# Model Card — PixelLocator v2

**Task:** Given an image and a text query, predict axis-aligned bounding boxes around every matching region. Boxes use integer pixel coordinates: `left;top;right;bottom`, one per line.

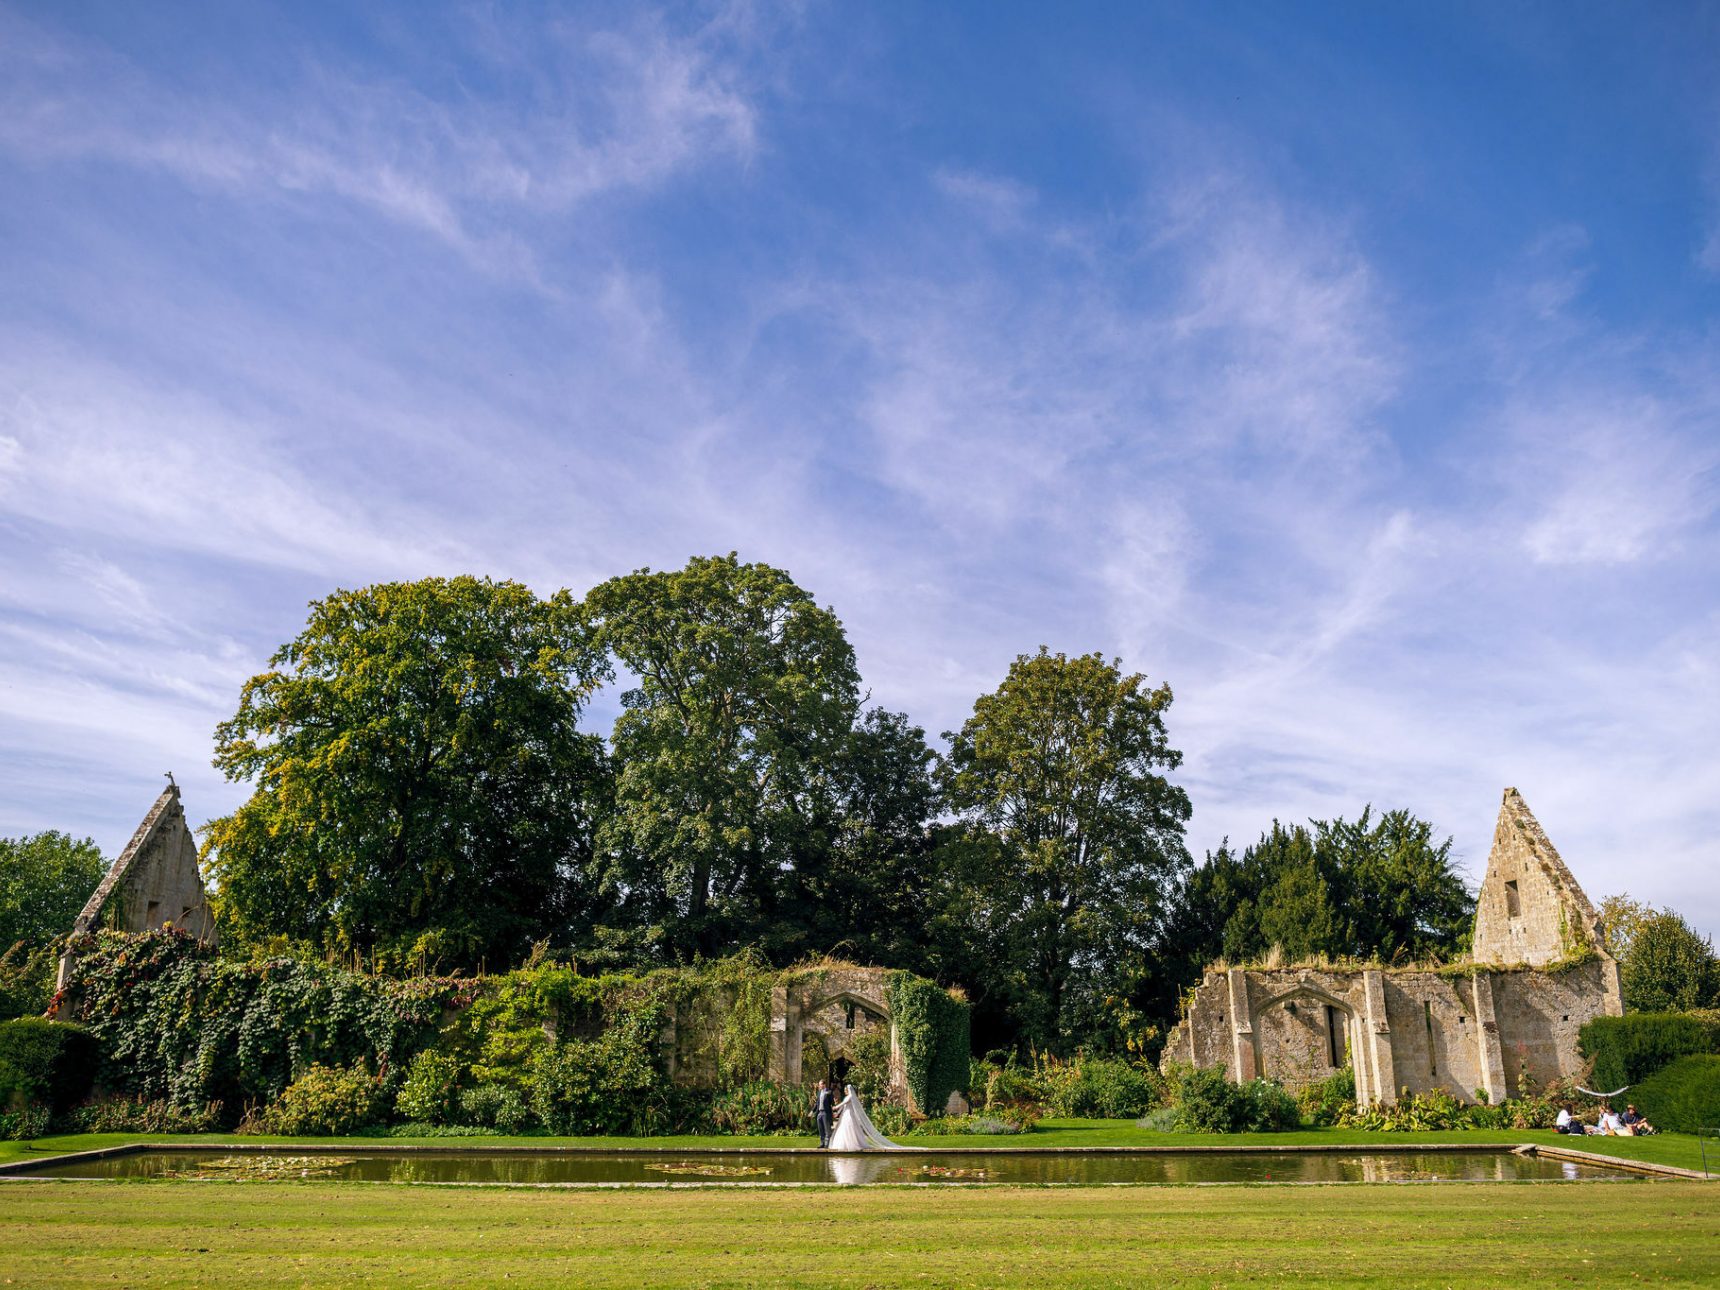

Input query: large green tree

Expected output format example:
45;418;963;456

789;706;943;969
940;648;1192;1051
0;830;105;950
205;576;606;968
579;554;862;960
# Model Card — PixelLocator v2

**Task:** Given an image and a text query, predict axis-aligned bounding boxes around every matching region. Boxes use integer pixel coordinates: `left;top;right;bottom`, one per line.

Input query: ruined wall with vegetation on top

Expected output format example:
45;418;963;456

1163;787;1622;1105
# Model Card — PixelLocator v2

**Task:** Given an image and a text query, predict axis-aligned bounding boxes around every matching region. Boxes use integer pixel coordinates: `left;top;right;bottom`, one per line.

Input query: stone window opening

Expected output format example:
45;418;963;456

844;1002;857;1030
1325;1006;1344;1068
1504;879;1521;918
1424;1001;1436;1077
145;900;160;927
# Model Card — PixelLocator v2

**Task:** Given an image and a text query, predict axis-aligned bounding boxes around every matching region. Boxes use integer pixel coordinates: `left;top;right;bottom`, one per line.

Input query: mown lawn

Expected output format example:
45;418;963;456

3;1120;1715;1175
2;1178;1717;1287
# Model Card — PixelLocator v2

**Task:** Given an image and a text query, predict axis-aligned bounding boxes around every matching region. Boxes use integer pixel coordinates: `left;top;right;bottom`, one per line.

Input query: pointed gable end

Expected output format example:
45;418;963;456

1471;787;1604;967
68;784;218;944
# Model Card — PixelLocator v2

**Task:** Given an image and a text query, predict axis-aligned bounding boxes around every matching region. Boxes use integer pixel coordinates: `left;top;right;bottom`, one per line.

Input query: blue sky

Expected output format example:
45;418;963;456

2;2;1717;937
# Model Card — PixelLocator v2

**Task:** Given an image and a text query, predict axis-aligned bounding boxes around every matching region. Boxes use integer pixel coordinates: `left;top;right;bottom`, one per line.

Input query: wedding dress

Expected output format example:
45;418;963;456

827;1084;910;1151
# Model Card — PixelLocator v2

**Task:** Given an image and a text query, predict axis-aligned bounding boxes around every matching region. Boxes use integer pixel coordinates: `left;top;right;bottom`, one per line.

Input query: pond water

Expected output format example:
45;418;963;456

19;1148;1640;1186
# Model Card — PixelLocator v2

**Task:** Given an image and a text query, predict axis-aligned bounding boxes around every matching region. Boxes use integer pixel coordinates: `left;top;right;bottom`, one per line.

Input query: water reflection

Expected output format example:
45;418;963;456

24;1148;1639;1186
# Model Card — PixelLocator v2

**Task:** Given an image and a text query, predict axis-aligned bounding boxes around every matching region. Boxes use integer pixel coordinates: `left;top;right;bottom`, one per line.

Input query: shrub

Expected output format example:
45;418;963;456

979;1061;1047;1115
395;1050;464;1124
0;941;59;1021
1630;1054;1720;1133
1042;1057;1158;1118
0;1017;98;1113
0;1103;50;1140
1160;1064;1300;1133
1578;1012;1720;1092
458;1082;536;1133
379;1122;509;1138
261;1064;379;1135
1238;1078;1300;1131
530;1006;665;1136
908;1113;1030;1136
1297;1066;1356;1127
1164;1065;1243;1133
66;1096;222;1134
870;1101;912;1138
708;1080;805;1135
1136;1106;1183;1133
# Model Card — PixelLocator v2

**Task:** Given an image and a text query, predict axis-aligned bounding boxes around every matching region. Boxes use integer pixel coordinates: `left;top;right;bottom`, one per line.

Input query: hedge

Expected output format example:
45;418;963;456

1629;1054;1720;1134
0;1017;98;1112
888;973;970;1115
1578;1012;1720;1092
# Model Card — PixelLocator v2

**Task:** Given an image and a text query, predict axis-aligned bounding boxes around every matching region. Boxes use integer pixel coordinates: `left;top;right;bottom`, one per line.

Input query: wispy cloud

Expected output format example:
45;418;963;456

0;5;760;274
0;3;1715;940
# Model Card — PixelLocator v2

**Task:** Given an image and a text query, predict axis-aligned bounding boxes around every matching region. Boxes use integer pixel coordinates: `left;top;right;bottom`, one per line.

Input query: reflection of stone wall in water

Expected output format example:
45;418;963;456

1164;788;1624;1106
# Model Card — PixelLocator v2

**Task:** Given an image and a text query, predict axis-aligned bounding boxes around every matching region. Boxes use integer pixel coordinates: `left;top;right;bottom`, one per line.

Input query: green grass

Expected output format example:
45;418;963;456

1;1179;1716;1287
4;1119;1715;1174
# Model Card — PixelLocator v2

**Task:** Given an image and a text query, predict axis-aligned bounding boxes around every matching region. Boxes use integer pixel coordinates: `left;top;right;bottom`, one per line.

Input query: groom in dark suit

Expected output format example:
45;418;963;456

813;1080;835;1149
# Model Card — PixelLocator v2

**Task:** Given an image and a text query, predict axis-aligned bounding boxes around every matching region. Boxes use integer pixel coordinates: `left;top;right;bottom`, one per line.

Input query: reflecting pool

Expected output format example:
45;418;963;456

16;1147;1641;1186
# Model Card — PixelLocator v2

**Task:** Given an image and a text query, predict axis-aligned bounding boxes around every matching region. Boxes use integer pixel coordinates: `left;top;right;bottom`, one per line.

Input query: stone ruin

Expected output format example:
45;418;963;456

1163;788;1623;1105
56;782;218;990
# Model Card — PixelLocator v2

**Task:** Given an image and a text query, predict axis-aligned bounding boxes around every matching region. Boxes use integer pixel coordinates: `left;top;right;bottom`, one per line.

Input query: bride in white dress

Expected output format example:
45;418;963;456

827;1083;911;1152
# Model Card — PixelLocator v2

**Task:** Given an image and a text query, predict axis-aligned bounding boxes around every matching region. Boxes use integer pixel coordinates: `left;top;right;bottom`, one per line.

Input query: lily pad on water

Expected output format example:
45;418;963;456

165;1156;357;1181
908;1164;989;1180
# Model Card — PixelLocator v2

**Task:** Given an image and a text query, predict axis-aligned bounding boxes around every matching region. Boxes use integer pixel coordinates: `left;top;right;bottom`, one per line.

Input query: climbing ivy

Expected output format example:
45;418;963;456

888;972;971;1114
55;933;965;1131
56;930;472;1119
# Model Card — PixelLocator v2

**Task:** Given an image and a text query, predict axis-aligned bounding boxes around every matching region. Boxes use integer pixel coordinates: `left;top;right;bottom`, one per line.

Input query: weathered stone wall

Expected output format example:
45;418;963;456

1164;960;1621;1106
1489;957;1622;1095
58;785;216;989
1472;787;1602;967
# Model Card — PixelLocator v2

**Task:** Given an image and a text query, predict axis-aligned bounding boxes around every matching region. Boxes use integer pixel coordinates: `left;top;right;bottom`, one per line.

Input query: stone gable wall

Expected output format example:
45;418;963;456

59;786;217;989
1472;788;1602;967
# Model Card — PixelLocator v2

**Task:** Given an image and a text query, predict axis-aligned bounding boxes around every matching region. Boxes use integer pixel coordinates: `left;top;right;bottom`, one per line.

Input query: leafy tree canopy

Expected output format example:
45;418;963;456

1616;907;1720;1013
579;554;862;960
0;830;105;949
1596;893;1657;961
1171;807;1471;972
940;648;1192;1051
205;576;607;969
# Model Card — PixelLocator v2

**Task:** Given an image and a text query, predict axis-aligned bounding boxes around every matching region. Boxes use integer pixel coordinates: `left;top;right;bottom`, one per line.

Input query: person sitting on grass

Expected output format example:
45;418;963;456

1618;1104;1656;1135
1594;1105;1627;1135
1554;1103;1585;1135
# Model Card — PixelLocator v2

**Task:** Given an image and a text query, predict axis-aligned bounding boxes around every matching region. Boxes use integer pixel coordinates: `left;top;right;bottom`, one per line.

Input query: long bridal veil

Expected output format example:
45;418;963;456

828;1084;910;1151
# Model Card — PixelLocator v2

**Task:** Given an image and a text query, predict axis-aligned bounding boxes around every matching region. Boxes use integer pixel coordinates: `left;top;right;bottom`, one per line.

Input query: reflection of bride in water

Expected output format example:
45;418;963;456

827;1083;913;1152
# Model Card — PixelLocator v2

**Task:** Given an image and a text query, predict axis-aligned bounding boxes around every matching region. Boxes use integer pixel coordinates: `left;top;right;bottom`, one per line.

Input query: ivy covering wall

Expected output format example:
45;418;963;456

43;931;970;1134
888;971;971;1115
